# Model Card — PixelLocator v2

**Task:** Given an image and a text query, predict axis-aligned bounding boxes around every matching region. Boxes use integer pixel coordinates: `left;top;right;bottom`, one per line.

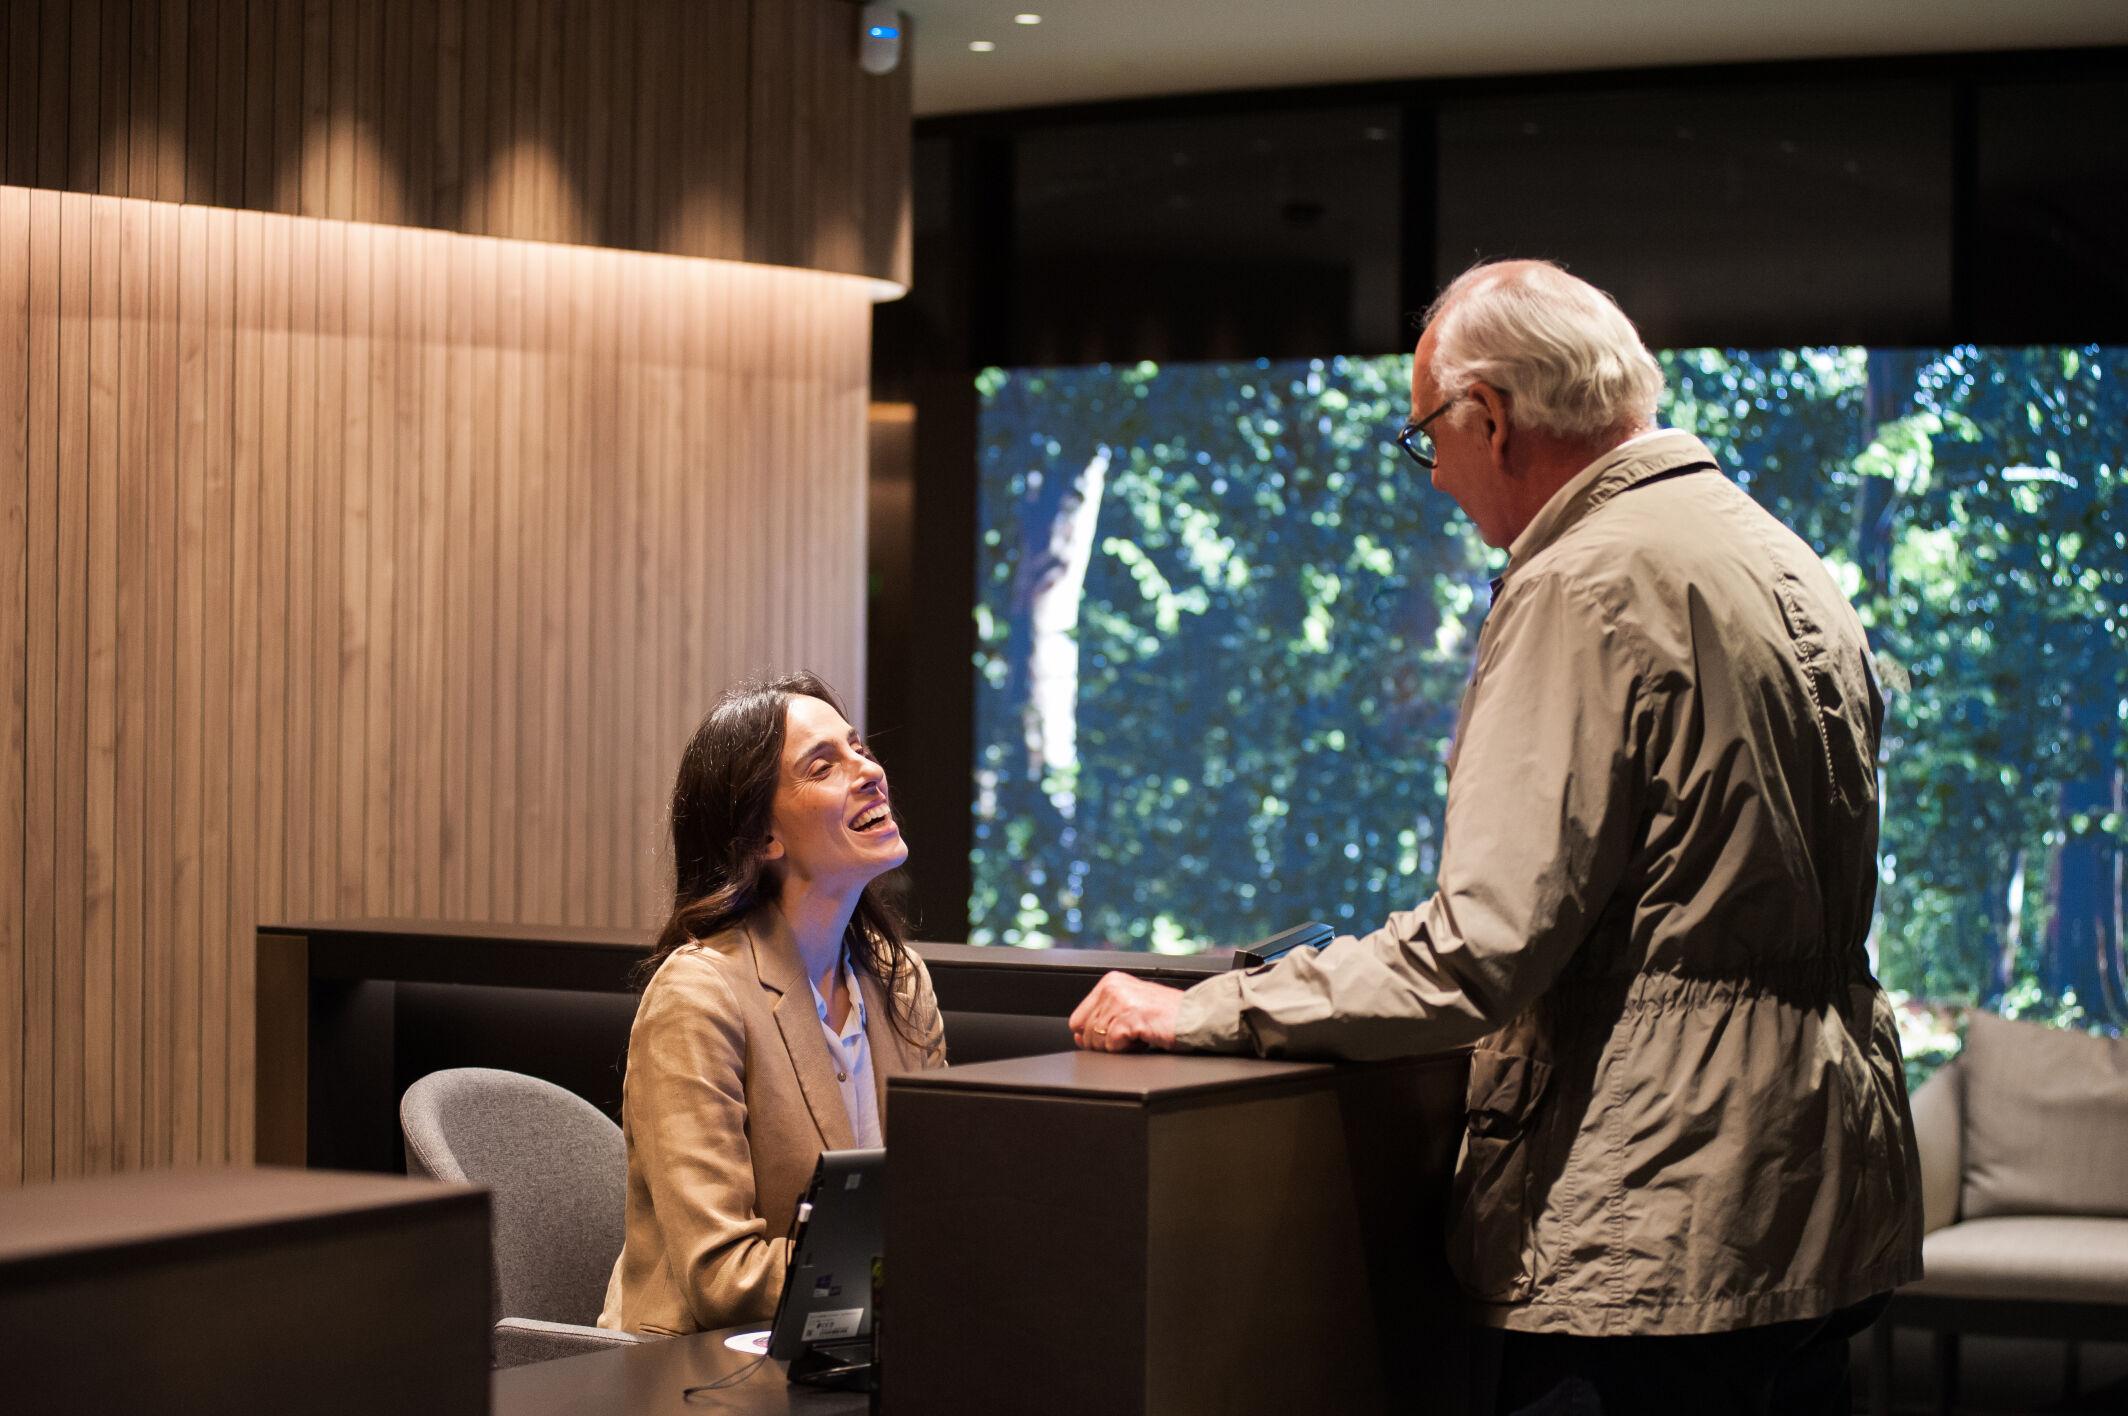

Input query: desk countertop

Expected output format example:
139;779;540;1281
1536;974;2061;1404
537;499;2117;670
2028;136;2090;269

492;1328;868;1416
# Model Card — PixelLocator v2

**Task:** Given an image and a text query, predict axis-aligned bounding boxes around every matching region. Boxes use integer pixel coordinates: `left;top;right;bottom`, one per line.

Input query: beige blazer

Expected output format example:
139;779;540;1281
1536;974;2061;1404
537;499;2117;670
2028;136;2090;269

598;915;946;1335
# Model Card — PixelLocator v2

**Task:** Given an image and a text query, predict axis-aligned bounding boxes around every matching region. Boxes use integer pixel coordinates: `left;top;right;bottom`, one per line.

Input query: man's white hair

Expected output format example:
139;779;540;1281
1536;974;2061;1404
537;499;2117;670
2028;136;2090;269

1424;260;1664;442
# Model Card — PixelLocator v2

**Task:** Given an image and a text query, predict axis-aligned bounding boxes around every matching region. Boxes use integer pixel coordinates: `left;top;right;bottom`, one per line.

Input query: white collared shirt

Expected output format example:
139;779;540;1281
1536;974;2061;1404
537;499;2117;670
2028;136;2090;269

808;955;882;1149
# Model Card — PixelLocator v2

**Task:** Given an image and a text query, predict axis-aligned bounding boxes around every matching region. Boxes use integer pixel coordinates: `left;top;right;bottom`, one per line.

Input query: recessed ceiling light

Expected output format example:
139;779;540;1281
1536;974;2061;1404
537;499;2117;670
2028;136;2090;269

1015;12;1042;23
969;39;996;51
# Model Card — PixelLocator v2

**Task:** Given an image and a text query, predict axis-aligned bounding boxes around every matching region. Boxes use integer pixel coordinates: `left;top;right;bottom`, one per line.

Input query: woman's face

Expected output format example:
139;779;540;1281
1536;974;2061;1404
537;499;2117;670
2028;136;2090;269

763;695;908;892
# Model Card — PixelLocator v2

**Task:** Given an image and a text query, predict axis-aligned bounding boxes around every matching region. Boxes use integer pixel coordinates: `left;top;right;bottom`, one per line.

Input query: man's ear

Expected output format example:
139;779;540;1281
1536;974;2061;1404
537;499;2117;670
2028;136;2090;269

1471;382;1512;468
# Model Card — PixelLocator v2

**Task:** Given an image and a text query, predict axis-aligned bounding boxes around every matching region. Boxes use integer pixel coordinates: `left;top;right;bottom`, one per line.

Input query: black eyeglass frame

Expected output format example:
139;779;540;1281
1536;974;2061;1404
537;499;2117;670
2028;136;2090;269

1394;396;1462;469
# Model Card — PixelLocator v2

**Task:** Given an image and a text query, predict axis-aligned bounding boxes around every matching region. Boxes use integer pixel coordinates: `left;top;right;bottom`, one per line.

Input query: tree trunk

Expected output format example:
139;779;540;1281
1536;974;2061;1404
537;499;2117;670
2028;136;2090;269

2042;700;2123;1025
1004;447;1109;816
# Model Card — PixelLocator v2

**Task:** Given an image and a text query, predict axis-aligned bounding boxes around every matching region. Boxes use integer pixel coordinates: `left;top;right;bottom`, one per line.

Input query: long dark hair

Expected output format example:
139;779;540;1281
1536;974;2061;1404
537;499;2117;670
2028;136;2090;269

635;671;923;1042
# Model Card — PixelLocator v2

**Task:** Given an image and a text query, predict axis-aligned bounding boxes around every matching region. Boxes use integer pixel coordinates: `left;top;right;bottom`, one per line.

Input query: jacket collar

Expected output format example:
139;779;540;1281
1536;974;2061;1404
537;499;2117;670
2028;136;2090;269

746;910;923;1146
745;913;857;1152
1499;429;1723;593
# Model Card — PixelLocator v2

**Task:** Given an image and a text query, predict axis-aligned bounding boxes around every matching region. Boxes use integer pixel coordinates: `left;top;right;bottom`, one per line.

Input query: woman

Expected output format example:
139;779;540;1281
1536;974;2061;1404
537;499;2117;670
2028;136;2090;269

598;672;947;1336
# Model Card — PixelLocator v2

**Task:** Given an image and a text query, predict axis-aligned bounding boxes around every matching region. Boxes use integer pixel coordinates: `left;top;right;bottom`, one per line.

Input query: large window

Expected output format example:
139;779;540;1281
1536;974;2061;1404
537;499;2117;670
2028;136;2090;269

973;346;2128;1074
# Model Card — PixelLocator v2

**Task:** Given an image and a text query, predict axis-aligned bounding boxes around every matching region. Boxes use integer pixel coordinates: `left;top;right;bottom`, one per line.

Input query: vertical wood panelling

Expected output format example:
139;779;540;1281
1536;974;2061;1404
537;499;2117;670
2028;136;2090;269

83;194;119;1175
338;219;371;919
129;0;161;203
172;202;206;1164
361;222;395;916
506;238;540;919
643;244;680;920
606;0;634;253
612;252;641;923
5;5;37;187
267;0;300;214
490;237;521;918
388;222;420;918
112;197;148;1177
142;199;176;1166
311;217;343;924
441;234;471;916
52;191;90;1179
198;201;234;1165
466;235;497;919
23;189;59;1183
214;0;244;204
534;240;568;924
374;0;407;230
460;0;489;239
183;0;215;206
242;1;274;210
3;190;875;1181
35;0;68;190
67;0;101;192
226;208;262;1162
413;228;445;918
155;0;185;202
326;0;356;219
1;186;31;1186
253;211;288;944
95;0;128;203
298;0;328;217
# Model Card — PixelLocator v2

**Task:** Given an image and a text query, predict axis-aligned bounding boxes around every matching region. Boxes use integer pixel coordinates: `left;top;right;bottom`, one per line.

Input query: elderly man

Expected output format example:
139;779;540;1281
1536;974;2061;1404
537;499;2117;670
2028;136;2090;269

1069;260;1922;1412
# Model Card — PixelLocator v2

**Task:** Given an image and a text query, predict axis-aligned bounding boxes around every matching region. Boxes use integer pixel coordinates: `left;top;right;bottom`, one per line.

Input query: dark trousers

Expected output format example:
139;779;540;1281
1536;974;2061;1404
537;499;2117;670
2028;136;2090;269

1495;1294;1890;1416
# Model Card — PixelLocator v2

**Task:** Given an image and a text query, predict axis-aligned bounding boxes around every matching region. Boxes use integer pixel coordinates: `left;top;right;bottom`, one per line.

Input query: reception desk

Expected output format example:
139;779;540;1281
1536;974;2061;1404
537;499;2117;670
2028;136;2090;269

890;1050;1476;1416
487;1050;1478;1416
253;920;1230;1170
257;923;1482;1414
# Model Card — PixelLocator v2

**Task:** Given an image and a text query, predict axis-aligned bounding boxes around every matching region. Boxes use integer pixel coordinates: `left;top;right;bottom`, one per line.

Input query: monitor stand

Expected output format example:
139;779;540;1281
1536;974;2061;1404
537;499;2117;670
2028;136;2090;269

787;1339;873;1391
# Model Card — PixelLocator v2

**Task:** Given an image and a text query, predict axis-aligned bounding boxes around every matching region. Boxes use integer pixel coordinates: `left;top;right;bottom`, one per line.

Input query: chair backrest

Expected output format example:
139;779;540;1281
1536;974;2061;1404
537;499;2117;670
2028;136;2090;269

400;1067;626;1327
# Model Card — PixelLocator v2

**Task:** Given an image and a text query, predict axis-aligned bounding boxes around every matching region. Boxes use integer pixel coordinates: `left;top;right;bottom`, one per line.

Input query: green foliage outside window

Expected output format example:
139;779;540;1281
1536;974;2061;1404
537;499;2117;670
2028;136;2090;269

974;348;2128;1083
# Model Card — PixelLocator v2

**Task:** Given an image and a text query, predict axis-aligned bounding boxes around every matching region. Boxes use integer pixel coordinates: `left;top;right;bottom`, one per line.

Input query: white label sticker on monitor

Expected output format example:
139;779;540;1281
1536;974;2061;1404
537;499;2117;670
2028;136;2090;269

802;1308;865;1342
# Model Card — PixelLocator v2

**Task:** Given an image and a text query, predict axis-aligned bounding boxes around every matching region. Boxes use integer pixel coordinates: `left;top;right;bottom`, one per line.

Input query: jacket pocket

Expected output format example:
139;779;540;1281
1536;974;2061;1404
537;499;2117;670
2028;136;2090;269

1450;1048;1554;1302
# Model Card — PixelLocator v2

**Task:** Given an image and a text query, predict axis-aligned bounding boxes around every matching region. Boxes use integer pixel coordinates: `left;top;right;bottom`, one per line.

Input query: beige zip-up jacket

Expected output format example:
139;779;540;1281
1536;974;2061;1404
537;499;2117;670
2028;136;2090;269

1177;430;1924;1337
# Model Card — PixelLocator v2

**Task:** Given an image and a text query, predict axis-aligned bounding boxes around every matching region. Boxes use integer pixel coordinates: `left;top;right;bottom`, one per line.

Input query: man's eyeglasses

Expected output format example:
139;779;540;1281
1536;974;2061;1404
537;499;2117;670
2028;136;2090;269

1394;397;1460;470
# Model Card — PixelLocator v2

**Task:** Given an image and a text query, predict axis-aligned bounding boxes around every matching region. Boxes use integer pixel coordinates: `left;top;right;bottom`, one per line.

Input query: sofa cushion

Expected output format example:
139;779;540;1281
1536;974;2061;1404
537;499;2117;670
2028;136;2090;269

1904;1216;2128;1306
1960;1010;2128;1220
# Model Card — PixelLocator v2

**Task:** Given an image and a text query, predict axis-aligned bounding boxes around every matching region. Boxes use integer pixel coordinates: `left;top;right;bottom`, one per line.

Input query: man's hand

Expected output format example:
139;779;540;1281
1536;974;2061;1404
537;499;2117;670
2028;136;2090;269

1069;972;1185;1052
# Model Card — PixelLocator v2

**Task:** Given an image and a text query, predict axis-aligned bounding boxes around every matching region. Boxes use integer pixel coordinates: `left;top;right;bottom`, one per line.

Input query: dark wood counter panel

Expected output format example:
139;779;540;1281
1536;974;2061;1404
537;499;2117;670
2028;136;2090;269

255;920;1234;1172
4;1168;491;1415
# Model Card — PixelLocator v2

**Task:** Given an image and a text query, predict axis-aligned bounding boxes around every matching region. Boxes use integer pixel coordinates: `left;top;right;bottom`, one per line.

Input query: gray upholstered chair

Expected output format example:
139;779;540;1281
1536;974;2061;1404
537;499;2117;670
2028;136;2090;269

1871;1012;2128;1416
400;1066;647;1369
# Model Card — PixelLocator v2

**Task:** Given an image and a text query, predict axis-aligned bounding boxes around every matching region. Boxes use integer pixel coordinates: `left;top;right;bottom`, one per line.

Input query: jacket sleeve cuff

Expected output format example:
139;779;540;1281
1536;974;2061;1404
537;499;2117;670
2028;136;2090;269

1174;970;1254;1054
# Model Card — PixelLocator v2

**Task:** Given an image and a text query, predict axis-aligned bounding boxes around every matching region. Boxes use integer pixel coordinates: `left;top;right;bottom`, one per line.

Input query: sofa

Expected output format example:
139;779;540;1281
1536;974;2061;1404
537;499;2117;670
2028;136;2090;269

1871;1011;2128;1414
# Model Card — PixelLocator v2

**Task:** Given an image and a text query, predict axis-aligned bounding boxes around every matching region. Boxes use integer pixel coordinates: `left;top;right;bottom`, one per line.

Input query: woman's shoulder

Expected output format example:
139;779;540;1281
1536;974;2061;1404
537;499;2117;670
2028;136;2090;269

639;928;761;1013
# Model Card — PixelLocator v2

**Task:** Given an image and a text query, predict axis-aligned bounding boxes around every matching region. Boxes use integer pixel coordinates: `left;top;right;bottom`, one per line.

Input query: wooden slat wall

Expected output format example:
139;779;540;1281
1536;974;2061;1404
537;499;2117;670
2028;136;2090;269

0;0;911;285
0;187;875;1183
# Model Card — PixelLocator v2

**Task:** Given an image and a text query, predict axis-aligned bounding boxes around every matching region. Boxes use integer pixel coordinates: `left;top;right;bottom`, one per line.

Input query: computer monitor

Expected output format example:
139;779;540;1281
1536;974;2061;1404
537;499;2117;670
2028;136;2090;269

767;1147;887;1384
